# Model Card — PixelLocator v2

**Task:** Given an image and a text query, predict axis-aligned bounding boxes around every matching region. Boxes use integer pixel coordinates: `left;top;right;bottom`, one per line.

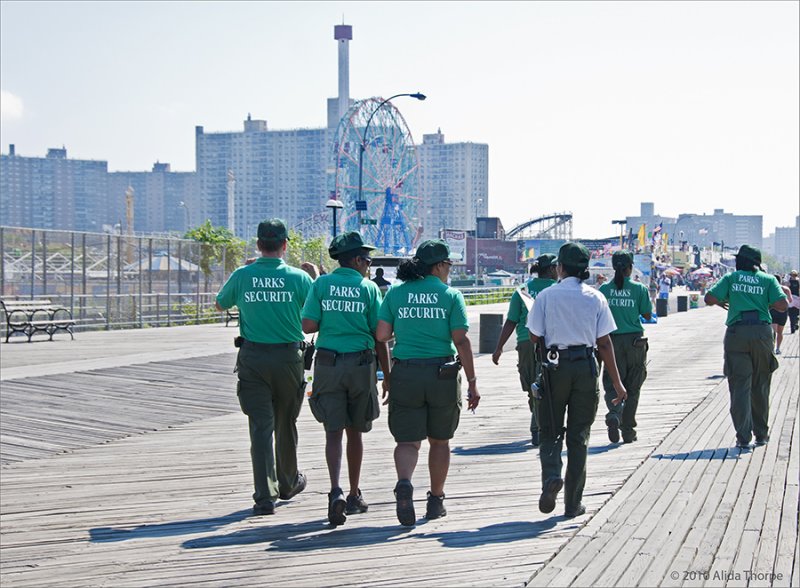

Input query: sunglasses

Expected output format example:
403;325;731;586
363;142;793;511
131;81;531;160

441;260;453;266
358;255;372;265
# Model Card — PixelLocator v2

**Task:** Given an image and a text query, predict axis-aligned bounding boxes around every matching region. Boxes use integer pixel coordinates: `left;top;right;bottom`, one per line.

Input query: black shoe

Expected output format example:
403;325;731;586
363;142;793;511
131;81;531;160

425;492;447;520
735;439;752;450
606;415;620;443
754;436;769;447
565;503;586;518
252;501;275;516
622;433;637;444
345;490;369;515
539;477;564;514
327;487;347;526
279;472;307;500
394;479;416;526
531;430;540;447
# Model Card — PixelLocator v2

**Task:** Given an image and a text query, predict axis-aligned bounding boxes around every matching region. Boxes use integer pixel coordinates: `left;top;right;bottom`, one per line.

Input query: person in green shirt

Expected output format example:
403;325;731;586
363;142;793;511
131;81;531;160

599;251;653;444
491;254;557;447
376;240;479;526
705;245;787;449
301;232;391;527
215;219;312;516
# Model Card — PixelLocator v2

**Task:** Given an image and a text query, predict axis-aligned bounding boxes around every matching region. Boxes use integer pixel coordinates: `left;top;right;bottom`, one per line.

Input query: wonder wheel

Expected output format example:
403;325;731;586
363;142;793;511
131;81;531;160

330;97;422;255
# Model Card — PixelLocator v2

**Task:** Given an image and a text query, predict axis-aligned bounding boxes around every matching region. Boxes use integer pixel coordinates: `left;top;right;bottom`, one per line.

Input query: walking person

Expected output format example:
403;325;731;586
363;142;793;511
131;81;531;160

376;239;479;526
769;274;792;355
491;254;557;446
599;251;653;444
215;219;312;516
301;232;391;527
787;270;799;334
526;242;627;518
704;245;787;449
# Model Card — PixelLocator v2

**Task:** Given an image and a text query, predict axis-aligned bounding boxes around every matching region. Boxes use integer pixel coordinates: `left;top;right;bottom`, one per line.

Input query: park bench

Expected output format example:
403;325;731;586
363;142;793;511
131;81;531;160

1;299;76;343
225;307;239;327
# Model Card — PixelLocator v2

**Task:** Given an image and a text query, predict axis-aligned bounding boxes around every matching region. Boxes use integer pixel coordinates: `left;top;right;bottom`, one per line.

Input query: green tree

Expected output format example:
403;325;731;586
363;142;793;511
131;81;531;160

285;230;329;272
185;220;246;290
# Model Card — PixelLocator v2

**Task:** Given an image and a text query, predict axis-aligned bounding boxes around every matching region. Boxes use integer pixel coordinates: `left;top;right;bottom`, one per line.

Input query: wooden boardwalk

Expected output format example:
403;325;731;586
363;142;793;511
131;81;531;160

0;303;797;587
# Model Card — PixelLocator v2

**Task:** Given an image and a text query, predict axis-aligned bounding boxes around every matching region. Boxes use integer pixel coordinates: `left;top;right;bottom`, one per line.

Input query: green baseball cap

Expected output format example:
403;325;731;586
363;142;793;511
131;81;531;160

328;231;375;259
557;242;590;270
416;239;451;265
612;250;634;269
257;218;288;242
734;244;762;265
536;253;557;269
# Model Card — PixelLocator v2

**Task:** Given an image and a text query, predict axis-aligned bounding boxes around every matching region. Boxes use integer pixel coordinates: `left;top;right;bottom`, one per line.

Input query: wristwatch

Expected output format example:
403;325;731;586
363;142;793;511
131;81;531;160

467;376;477;383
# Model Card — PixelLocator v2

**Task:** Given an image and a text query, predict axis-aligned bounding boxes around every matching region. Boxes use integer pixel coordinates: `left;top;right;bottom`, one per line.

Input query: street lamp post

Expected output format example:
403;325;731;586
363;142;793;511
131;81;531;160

357;92;426;226
326;198;344;238
179;201;190;232
475;198;484;282
612;219;626;248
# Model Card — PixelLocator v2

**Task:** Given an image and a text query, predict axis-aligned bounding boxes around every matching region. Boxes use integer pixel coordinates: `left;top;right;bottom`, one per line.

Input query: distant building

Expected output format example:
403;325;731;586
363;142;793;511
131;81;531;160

773;216;799;270
1;145;108;232
416;129;489;240
624;202;676;244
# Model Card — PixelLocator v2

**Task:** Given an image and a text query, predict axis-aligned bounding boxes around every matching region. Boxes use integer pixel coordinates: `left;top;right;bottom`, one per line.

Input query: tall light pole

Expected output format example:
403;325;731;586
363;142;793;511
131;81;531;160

612;219;626;249
326;198;344;239
357;92;426;226
179;201;190;232
475;197;484;282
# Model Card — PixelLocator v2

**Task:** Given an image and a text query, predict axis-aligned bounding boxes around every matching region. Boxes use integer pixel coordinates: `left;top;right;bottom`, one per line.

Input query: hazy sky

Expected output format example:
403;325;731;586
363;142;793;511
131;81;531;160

1;1;798;238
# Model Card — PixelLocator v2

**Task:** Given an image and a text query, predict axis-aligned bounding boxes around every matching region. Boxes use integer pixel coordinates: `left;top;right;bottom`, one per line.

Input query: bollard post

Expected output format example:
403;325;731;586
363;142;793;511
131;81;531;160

479;314;504;354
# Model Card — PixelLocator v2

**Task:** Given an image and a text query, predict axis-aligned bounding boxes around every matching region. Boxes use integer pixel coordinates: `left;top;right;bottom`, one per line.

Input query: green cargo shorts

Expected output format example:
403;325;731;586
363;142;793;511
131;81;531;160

309;351;379;432
388;361;462;442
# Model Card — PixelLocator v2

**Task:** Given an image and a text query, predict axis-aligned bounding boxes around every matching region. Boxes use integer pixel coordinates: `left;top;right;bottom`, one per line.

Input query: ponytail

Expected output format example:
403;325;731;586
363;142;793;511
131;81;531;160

530;261;551;277
612;259;631;290
397;258;430;282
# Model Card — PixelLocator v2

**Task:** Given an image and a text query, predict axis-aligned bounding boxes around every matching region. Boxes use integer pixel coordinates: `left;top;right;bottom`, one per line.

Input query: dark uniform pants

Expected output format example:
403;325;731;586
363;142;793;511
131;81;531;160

723;323;778;444
602;333;647;438
516;339;540;435
236;345;305;505
538;357;599;512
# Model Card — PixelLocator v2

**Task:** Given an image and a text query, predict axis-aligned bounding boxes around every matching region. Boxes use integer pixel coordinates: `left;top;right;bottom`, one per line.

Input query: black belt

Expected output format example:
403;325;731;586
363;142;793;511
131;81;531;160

393;356;454;366
318;348;375;360
243;339;305;350
553;346;594;361
731;320;770;326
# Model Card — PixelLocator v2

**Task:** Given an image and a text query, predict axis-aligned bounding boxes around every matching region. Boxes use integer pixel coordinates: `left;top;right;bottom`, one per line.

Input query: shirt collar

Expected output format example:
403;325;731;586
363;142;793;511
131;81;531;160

333;267;363;278
256;257;285;267
560;276;582;286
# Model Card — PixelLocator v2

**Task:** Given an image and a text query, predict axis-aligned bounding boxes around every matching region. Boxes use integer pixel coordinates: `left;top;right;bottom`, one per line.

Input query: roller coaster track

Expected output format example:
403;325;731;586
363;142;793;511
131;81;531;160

506;213;573;240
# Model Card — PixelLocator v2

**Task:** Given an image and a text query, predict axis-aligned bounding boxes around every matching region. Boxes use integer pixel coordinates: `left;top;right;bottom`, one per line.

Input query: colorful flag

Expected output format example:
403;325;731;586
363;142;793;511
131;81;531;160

637;224;646;247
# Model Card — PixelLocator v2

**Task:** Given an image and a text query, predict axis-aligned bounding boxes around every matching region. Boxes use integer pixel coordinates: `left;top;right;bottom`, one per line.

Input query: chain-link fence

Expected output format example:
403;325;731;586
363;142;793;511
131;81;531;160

1;226;243;335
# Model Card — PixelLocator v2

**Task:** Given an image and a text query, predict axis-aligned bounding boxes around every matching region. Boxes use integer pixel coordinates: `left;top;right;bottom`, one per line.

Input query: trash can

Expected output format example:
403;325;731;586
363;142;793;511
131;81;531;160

479;314;504;354
656;298;669;318
689;293;699;309
677;295;688;312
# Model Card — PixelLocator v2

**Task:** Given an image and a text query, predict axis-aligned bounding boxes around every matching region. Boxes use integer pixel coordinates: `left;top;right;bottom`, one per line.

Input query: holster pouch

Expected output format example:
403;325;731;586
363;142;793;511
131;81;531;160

234;336;244;348
437;359;462;380
303;339;316;370
315;348;337;367
633;336;648;348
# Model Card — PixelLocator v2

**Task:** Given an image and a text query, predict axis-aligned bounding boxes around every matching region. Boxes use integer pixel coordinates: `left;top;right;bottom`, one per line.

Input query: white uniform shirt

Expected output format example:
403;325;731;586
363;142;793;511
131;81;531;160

526;277;617;349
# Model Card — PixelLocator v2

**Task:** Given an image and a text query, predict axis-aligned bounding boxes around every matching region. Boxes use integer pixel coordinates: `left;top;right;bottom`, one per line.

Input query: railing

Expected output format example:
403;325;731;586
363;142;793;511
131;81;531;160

460;286;516;306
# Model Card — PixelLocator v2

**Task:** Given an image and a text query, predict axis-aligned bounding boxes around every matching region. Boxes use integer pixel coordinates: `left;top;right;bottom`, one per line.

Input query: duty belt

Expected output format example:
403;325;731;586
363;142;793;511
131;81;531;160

731;319;770;326
393;356;454;366
317;348;375;361
553;346;595;361
243;339;305;350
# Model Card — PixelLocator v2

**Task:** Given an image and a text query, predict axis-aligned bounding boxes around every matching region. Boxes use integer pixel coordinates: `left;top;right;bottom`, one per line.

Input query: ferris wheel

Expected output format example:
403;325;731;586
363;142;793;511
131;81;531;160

330;97;422;255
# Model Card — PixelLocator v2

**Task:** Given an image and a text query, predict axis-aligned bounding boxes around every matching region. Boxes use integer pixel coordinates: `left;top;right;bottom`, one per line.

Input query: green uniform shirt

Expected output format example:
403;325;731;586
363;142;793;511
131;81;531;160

707;270;786;326
378;275;469;359
599;278;652;334
301;267;382;353
216;257;312;344
507;277;557;342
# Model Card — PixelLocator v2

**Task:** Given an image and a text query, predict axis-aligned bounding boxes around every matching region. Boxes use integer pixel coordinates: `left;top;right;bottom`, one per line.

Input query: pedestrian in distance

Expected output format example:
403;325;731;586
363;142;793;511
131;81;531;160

215;219;312;516
372;267;392;295
491;253;557;447
526;242;627;519
770;274;792;355
301;231;391;526
598;251;653;444
376;239;479;527
786;270;799;334
704;245;788;450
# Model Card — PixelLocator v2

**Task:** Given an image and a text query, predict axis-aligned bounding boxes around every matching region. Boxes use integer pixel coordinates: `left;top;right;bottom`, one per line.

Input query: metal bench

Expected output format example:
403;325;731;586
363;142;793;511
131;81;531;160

1;299;76;343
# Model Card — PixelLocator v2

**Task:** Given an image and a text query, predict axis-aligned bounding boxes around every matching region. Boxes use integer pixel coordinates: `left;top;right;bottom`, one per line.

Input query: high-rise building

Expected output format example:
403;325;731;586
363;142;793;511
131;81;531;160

415;129;489;240
774;216;799;269
1;145;108;231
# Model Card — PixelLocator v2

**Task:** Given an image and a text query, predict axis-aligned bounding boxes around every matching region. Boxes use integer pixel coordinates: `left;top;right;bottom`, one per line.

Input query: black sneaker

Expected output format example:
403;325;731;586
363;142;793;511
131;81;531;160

280;472;307;500
539;477;563;514
425;492;447;519
252;501;275;516
735;439;752;451
606;415;620;443
328;487;347;526
565;503;586;518
622;433;637;444
394;479;416;526
754;436;769;447
345;491;369;515
531;430;540;447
